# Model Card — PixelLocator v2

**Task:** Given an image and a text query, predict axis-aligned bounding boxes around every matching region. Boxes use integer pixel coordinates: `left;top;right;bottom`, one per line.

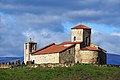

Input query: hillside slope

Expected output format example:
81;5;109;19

0;64;120;80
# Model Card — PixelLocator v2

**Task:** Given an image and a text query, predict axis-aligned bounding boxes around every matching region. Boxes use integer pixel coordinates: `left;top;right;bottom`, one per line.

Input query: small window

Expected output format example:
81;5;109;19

32;60;35;64
74;36;76;41
26;45;27;49
68;50;71;54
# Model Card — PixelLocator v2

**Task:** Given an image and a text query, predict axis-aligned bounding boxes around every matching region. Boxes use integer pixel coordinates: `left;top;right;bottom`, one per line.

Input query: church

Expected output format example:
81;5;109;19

24;24;106;64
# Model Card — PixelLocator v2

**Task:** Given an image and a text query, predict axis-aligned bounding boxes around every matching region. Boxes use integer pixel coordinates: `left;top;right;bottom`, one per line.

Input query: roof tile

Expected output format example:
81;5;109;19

81;46;99;51
71;24;91;29
33;43;74;55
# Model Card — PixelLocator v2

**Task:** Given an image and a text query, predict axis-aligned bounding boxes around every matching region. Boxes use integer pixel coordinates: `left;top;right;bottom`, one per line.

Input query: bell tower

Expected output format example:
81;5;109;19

71;24;91;46
24;38;37;64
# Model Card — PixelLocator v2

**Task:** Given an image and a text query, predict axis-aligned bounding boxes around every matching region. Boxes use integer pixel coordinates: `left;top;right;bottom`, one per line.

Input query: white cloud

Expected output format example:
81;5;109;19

92;29;120;54
15;13;61;24
0;3;26;10
63;10;109;17
111;32;120;36
22;28;70;48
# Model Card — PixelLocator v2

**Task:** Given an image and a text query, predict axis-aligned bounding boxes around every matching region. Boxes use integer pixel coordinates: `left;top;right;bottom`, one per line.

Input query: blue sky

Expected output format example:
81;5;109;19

0;0;120;57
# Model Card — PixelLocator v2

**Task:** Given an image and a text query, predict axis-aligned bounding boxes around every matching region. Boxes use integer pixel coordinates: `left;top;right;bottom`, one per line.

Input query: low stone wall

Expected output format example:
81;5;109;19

94;64;120;68
29;63;75;68
1;61;120;69
0;64;11;68
78;63;120;68
0;60;21;68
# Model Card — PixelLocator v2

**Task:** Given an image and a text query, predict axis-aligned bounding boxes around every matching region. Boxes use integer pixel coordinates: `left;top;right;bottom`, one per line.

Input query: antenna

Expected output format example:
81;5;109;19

29;38;32;42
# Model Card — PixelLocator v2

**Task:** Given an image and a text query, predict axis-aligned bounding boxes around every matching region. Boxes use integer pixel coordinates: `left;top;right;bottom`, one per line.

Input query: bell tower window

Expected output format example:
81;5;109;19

74;36;76;41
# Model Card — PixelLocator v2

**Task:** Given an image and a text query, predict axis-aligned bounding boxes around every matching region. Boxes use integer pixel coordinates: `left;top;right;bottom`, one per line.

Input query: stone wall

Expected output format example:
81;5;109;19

71;29;83;42
75;44;81;63
90;43;98;48
78;50;98;64
0;64;11;68
30;63;74;68
90;43;106;64
30;53;59;64
59;46;75;63
63;44;73;47
24;43;30;64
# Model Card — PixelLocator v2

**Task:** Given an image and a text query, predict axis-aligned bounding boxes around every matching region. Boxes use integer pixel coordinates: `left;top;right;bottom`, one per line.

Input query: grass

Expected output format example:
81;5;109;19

0;64;120;80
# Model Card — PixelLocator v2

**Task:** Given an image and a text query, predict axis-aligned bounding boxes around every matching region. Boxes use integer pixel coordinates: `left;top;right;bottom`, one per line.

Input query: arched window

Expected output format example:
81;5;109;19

74;36;76;41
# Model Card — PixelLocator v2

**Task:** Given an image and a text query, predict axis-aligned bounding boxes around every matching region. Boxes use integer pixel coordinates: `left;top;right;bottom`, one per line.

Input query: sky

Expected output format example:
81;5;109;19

0;0;120;57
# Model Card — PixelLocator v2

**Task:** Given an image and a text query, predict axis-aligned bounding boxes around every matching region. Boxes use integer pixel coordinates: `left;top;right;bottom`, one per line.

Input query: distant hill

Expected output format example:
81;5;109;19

107;53;120;65
0;57;23;63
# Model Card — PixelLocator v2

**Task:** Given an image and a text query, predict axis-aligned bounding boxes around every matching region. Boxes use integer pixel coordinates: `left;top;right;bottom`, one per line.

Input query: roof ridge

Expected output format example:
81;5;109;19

71;24;91;29
33;43;55;53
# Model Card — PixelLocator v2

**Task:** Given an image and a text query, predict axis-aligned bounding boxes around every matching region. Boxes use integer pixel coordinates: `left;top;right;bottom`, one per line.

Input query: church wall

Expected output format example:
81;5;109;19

24;43;30;64
71;29;83;42
90;43;98;48
75;44;81;63
59;46;75;63
77;50;98;64
62;44;73;47
30;53;59;64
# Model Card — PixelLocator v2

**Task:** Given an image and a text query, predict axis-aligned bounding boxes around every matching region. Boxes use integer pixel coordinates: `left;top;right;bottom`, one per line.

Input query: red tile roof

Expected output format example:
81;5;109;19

60;41;82;45
81;46;99;51
71;24;91;29
33;43;74;55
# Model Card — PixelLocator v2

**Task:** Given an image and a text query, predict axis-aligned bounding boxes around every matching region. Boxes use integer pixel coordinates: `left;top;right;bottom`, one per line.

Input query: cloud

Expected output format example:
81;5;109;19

15;13;61;24
1;0;120;26
92;29;120;54
63;10;103;17
111;32;120;36
0;0;120;56
22;28;71;48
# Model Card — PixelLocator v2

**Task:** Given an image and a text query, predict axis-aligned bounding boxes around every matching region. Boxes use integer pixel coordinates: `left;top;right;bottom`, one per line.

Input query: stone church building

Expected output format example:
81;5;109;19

24;24;106;64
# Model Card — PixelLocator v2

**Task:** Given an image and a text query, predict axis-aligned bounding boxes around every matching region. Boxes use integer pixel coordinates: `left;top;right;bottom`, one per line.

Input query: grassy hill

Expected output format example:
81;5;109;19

0;64;120;80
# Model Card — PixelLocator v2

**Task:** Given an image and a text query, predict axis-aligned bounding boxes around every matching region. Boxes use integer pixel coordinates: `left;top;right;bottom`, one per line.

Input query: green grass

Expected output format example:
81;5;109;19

0;64;120;80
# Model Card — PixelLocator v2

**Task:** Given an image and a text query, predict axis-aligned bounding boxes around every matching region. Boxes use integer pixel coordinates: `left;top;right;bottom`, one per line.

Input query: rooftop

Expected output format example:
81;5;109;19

60;41;82;45
33;43;75;55
81;46;99;51
71;24;91;29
